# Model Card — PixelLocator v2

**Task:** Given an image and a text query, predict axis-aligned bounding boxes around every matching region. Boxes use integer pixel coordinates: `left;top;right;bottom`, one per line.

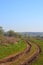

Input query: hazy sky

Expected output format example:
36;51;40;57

0;0;43;32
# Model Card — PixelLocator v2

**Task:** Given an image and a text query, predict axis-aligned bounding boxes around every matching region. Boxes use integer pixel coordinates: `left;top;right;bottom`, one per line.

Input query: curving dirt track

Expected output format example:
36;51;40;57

0;39;41;65
0;40;31;65
20;41;41;65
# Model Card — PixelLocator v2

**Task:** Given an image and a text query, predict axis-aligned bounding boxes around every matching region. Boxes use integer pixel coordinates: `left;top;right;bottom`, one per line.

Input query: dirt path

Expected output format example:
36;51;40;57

0;40;41;65
0;40;31;65
20;41;41;65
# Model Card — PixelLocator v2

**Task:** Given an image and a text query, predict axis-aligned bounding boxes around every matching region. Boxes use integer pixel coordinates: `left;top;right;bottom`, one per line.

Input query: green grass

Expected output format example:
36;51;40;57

30;38;43;65
0;40;26;59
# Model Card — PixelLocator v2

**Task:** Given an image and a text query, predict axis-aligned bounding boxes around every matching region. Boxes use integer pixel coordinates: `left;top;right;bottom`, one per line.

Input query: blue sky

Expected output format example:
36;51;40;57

0;0;43;32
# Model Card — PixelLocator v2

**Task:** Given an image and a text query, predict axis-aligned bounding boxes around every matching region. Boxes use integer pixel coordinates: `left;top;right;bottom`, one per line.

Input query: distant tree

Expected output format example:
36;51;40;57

7;30;15;37
0;26;4;36
7;30;18;37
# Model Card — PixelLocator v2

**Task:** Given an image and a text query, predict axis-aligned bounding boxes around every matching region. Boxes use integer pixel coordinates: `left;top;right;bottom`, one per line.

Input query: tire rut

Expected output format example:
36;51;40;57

20;41;41;65
0;40;41;65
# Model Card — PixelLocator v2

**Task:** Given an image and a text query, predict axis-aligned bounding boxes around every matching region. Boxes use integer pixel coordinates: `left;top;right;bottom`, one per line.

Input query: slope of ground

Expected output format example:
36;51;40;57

0;40;27;59
0;38;40;65
29;38;43;65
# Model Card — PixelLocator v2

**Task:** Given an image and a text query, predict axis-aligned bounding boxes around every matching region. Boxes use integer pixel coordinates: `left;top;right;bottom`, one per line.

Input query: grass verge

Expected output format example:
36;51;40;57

29;38;43;65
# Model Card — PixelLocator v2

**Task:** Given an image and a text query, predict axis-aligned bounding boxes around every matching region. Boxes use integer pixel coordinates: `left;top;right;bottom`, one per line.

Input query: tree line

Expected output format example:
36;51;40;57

0;26;18;37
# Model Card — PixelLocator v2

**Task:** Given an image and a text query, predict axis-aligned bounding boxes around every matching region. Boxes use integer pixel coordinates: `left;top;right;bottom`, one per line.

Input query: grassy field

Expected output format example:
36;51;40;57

0;40;26;59
30;38;43;65
0;37;42;65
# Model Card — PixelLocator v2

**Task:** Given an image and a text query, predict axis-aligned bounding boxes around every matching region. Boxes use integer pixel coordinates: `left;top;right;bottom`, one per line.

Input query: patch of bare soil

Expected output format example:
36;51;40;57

0;36;20;45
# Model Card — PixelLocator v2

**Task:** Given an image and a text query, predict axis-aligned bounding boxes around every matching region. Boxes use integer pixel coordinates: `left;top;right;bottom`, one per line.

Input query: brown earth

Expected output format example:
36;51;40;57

0;36;20;45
